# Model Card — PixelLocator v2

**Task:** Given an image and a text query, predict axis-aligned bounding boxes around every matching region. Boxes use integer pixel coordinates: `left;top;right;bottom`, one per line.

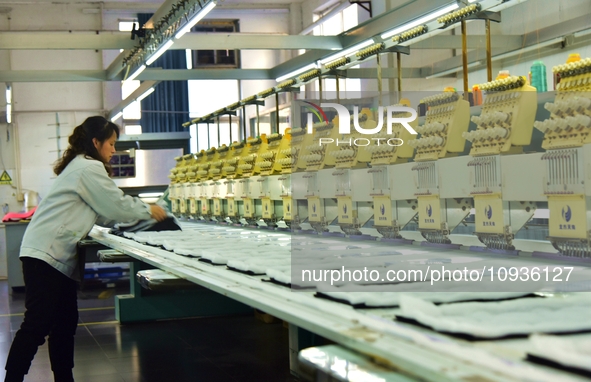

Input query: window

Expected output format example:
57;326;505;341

313;4;358;36
187;79;239;153
311;5;360;97
248;107;290;137
109;152;136;178
118;21;136;32
125;125;142;135
189;20;240;68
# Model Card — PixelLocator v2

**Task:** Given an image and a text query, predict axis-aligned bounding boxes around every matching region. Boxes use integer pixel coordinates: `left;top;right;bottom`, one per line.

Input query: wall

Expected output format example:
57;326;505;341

239;11;291;115
0;3;107;212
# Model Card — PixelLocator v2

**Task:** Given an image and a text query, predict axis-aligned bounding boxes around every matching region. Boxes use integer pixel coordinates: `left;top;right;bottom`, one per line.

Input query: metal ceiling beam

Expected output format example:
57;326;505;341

0;69;273;82
0;67;436;82
0;32;136;50
409;35;522;50
88;2;160;12
0;70;107;82
0;31;524;51
175;34;342;50
345;68;423;79
0;32;342;50
95;1;292;12
138;68;272;80
106;54;126;80
108;80;160;120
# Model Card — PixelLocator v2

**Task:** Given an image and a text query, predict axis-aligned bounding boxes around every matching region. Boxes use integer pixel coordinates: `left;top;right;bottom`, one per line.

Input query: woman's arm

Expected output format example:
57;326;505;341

77;162;164;223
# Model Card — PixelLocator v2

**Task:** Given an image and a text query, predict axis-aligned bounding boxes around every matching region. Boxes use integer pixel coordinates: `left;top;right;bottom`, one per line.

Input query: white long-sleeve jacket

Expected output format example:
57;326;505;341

20;154;152;280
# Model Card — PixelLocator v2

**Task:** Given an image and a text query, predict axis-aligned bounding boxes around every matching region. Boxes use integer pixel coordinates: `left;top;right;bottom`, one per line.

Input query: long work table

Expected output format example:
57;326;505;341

90;222;591;382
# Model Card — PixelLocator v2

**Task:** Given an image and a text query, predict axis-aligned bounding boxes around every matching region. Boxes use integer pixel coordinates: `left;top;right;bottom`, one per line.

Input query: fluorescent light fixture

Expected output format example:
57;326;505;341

426;60;482;79
381;3;459;39
491;37;564;62
317;39;374;65
175;1;216;39
276;63;318;82
136;87;155;102
138;192;164;198
146;40;174;66
111;111;123;122
573;28;591;38
5;85;11;124
186;49;193;69
126;64;146;82
124;125;142;135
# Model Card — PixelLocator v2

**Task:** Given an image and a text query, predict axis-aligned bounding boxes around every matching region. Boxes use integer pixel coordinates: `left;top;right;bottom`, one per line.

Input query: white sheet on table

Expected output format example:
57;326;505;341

399;293;591;338
316;283;533;307
528;334;591;372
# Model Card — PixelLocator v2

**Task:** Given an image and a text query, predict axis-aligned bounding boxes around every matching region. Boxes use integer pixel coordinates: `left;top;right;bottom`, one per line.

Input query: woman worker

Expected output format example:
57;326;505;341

4;116;167;382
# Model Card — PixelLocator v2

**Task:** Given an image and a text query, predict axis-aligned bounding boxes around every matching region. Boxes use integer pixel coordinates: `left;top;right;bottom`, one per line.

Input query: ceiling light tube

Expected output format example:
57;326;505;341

381;3;459;40
426;60;482;79
111;111;123;122
573;28;591;38
175;1;217;39
136;87;155;102
317;39;374;65
276;63;317;82
138;192;164;198
5;85;11;124
146;40;174;66
125;64;146;83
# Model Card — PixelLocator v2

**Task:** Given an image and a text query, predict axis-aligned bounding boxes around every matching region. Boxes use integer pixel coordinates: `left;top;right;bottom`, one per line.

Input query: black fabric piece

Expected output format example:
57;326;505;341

5;258;78;377
261;278;291;288
109;216;182;236
314;293;541;310
262;278;315;291
314;292;397;309
226;266;265;276
198;258;225;265
394;315;591;341
526;354;591;378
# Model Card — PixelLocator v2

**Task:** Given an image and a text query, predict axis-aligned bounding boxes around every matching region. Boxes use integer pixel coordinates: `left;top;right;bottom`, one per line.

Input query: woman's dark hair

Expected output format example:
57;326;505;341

53;116;120;176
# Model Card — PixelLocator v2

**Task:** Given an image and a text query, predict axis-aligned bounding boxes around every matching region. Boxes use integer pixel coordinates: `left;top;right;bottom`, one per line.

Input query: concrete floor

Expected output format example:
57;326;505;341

0;279;299;382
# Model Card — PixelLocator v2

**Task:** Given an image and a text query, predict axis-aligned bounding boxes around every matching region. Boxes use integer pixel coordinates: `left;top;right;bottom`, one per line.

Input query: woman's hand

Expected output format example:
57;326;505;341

150;205;167;222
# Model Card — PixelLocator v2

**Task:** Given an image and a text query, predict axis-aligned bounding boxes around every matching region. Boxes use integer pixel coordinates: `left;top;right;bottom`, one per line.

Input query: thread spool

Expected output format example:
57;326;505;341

531;60;547;92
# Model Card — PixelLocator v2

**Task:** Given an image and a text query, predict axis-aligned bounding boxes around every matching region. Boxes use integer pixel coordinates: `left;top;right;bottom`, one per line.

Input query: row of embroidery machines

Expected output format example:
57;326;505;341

168;55;591;259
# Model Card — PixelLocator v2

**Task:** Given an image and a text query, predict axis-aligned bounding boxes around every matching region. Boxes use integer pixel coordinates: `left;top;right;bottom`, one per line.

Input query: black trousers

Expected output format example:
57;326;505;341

5;257;79;378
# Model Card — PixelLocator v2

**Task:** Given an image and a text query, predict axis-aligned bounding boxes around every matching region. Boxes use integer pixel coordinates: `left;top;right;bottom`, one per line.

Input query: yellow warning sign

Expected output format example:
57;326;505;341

0;171;11;185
